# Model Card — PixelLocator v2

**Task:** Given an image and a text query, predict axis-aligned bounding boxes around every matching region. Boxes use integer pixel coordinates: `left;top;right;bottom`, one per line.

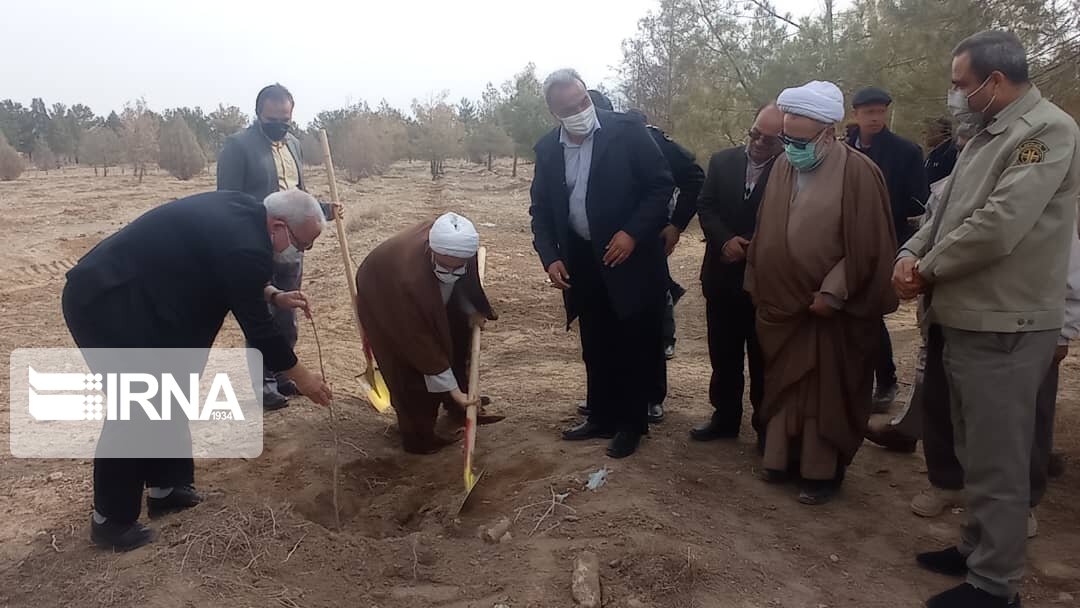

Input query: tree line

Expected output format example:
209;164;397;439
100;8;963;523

617;0;1080;162
0;62;559;183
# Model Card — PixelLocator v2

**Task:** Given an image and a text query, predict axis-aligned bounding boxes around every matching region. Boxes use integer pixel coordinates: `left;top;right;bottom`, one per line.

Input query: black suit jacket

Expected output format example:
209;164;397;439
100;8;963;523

846;127;929;244
530;110;675;322
697;145;775;298
64;191;297;372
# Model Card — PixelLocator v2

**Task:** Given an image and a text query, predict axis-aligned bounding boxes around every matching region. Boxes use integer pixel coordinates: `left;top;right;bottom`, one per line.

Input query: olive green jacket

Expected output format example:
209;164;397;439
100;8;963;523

901;85;1080;333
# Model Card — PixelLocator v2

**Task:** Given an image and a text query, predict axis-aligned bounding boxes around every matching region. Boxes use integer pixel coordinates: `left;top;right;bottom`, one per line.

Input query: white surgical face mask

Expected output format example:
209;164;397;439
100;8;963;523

560;104;597;137
274;243;302;265
947;89;984;135
433;261;467;284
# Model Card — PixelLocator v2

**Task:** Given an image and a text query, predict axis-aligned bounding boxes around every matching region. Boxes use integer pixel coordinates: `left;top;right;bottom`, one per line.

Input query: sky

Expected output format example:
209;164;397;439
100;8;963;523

1;0;837;125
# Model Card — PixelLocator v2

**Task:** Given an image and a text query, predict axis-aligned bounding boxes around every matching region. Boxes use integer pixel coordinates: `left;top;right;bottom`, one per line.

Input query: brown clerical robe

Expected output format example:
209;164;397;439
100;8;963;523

746;141;897;479
355;222;497;453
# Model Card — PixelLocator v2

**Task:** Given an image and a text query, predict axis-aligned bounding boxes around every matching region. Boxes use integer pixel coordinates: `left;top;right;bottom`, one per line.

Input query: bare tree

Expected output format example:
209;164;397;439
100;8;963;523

411;93;464;179
80;127;123;177
120;99;160;183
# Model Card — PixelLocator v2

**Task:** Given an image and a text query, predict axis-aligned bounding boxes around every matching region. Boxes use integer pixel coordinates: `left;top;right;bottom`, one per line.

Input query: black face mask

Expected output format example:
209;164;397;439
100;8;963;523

260;120;290;142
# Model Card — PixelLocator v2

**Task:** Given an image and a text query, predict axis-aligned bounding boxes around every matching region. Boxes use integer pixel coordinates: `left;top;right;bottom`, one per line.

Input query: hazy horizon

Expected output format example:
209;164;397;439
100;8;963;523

2;0;837;124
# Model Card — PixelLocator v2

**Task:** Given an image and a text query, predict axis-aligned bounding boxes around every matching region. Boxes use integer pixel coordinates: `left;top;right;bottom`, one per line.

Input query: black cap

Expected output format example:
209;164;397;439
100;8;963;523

852;87;892;108
587;90;613;111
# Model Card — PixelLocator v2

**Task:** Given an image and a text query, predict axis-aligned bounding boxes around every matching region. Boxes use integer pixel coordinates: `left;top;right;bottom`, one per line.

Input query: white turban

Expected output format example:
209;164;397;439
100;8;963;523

777;81;845;125
429;212;480;258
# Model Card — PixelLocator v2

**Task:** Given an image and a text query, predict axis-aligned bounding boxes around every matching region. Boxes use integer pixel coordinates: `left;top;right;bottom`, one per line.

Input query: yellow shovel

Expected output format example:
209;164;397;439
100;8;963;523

460;246;487;510
318;129;391;413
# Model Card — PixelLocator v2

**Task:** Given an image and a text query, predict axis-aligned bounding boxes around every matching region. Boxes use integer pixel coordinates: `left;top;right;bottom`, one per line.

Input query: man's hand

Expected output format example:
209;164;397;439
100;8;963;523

1054;344;1069;363
286;364;332;406
892;257;926;300
721;236;751;263
330;202;345;220
547;261;571;290
809;292;837;317
469;312;488;330
274;290;312;319
603;231;636;267
661;225;681;257
450;388;479;410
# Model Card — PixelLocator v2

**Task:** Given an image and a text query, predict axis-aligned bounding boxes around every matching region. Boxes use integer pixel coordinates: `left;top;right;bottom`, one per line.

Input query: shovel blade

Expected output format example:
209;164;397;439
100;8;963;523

457;468;486;514
360;369;392;412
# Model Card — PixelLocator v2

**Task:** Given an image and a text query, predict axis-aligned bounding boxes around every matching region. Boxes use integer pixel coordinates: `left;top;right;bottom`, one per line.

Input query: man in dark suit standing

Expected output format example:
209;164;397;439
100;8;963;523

62;189;333;551
217;83;338;409
530;68;674;458
846;87;930;410
690;103;784;444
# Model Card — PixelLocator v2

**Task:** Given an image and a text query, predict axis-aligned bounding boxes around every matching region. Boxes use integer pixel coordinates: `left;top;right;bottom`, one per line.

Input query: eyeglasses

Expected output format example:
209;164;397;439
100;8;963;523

285;225;314;252
748;128;781;147
779;128;827;150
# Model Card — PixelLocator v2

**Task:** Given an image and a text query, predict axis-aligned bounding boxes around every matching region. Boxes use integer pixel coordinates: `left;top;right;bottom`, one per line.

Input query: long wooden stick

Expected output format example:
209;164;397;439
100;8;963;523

319;129;359;308
463;247;487;490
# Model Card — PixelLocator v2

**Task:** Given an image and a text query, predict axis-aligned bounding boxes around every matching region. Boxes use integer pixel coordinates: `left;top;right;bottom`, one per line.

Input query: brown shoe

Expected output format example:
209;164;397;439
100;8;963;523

865;424;917;453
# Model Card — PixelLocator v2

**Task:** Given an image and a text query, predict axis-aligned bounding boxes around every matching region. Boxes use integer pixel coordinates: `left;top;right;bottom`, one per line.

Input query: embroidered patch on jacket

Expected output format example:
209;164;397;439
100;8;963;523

1016;140;1048;165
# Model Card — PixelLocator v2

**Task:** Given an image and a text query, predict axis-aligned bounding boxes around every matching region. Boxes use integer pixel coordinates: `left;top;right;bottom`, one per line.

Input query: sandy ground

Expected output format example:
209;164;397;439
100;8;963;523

0;161;1077;608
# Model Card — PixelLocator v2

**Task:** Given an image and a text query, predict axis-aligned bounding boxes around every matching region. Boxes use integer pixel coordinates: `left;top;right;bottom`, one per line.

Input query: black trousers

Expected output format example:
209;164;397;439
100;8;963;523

876;317;897;388
571;236;663;435
705;288;764;434
61;281;195;525
256;256;303;392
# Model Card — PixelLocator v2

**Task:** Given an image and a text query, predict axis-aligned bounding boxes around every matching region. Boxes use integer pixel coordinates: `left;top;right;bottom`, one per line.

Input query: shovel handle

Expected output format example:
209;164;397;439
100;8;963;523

320;129;377;371
466;246;486;403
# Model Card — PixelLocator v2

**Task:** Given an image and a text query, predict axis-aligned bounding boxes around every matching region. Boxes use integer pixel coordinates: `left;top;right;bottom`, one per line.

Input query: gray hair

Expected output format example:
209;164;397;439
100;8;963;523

263;190;325;230
543;68;587;104
953;30;1029;83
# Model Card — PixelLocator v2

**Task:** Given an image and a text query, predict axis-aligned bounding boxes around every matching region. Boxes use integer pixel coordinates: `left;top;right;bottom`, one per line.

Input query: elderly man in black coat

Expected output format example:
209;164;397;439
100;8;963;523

62;189;333;551
846;86;930;410
530;68;674;459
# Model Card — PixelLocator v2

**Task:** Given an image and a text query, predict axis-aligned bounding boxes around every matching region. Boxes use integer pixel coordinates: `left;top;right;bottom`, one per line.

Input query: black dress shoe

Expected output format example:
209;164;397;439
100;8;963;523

147;485;204;518
648;403;665;423
798;478;839;505
277;379;300;397
562;421;615;441
91;517;157;551
664;344;676;360
606;431;641;459
760;468;789;484
403;434;456;455
926;583;1020;608
917;546;969;577
263;390;289;411
670;283;687;305
865;424;918;453
872;383;899;413
576;400;591;417
689;419;739;442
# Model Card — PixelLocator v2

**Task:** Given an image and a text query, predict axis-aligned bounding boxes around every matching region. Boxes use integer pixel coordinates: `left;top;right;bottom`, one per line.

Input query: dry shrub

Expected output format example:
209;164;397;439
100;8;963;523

337;115;405;181
0;135;26;181
159;115;207;180
32;141;57;172
345;202;386;232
